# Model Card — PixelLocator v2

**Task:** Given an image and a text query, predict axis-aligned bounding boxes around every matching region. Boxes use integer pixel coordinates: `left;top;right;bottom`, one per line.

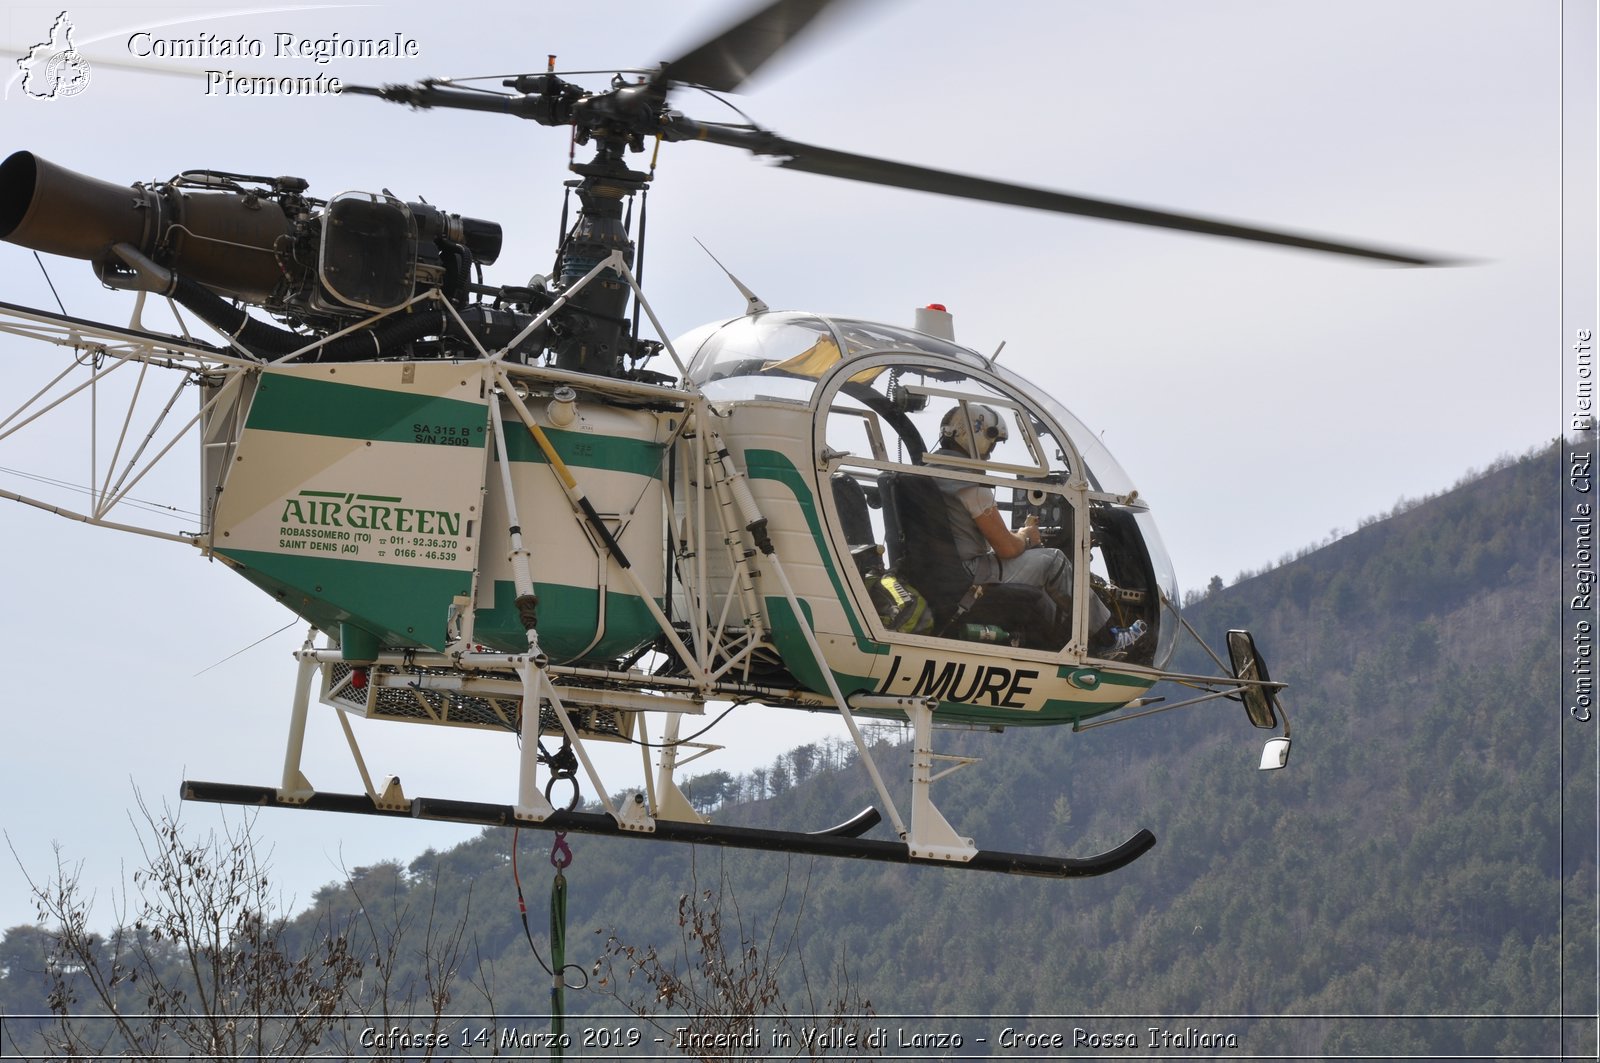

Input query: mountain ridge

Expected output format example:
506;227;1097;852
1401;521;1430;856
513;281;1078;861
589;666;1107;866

3;440;1589;1061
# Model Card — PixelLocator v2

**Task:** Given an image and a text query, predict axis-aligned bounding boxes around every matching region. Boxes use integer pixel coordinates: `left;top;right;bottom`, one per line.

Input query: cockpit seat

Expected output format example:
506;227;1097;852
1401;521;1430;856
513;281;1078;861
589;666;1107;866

830;473;877;546
878;471;1056;649
831;473;885;578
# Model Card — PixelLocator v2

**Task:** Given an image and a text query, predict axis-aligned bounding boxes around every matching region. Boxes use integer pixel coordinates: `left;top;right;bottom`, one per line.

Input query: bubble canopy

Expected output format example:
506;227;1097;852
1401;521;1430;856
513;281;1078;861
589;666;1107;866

681;311;1141;497
680;311;1181;666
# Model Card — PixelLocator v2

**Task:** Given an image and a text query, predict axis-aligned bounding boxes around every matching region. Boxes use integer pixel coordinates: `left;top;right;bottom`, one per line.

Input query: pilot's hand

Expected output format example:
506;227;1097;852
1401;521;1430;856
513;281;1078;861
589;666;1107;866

1023;514;1040;547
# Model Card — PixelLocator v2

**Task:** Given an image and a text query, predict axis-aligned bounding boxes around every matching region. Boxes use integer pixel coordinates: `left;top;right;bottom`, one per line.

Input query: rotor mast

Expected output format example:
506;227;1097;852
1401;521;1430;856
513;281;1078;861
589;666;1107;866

553;119;651;376
346;69;667;377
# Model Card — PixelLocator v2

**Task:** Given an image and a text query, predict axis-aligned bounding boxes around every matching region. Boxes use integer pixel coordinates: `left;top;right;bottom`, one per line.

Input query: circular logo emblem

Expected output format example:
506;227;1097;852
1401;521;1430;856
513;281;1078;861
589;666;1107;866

45;50;91;98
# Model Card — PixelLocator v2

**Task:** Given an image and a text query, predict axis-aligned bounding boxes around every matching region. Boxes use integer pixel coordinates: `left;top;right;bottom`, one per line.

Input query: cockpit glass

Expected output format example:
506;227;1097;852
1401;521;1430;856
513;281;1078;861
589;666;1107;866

990;362;1136;497
682;314;837;403
828;319;979;362
682;311;1177;665
680;313;1139;499
682;312;987;404
816;349;1085;652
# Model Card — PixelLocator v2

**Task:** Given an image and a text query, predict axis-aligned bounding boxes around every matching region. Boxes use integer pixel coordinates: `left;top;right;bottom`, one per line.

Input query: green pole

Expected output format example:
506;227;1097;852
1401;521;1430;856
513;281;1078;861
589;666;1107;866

550;845;569;1058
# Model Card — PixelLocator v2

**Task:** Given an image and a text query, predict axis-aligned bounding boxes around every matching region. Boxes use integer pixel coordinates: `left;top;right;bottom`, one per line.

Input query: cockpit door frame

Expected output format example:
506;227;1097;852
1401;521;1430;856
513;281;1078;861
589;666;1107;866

809;351;1094;658
897;383;1052;479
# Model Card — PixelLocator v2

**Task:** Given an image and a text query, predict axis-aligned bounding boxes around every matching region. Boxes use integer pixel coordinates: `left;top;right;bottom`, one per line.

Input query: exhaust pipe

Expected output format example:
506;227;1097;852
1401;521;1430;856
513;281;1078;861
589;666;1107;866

0;150;292;302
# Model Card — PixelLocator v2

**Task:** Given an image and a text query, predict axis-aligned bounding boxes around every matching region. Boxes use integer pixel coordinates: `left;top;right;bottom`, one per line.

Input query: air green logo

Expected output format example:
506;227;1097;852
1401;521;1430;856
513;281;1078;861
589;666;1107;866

280;491;461;536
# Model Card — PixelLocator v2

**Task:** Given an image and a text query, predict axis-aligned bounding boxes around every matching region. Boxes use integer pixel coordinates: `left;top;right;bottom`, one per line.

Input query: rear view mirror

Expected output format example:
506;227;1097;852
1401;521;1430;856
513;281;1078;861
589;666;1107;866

1227;629;1282;730
1259;737;1291;770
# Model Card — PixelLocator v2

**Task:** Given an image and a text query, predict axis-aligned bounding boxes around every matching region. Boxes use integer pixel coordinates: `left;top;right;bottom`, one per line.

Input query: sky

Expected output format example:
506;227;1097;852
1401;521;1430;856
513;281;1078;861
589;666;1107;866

0;0;1589;931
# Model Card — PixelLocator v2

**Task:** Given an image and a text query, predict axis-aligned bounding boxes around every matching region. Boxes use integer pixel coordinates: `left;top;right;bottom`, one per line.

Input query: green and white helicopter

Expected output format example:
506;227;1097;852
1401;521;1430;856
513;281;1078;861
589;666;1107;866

0;0;1443;877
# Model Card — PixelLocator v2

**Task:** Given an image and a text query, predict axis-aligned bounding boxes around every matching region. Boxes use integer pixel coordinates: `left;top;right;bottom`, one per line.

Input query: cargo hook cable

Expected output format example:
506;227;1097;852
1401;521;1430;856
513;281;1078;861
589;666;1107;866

510;825;588;991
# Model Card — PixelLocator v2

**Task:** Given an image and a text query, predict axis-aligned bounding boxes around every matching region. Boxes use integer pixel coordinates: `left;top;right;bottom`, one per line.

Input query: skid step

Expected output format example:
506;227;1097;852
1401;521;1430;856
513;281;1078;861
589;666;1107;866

182;780;1155;879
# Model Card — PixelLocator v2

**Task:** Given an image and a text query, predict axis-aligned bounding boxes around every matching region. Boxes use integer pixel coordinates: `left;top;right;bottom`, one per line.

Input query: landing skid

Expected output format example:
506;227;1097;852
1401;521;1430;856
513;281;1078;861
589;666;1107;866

181;780;1155;879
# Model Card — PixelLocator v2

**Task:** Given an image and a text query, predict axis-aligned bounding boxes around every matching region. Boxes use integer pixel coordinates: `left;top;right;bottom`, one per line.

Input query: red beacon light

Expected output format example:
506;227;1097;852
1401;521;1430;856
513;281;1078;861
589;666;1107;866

915;302;954;341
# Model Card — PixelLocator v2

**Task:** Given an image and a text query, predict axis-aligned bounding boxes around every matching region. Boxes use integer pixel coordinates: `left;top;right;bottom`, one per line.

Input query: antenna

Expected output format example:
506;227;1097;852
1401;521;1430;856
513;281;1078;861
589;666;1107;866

694;238;768;314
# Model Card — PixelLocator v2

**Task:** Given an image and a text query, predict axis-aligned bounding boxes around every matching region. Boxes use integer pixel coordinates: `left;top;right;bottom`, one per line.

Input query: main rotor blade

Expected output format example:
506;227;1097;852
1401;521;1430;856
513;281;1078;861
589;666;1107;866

662;0;850;93
674;121;1446;265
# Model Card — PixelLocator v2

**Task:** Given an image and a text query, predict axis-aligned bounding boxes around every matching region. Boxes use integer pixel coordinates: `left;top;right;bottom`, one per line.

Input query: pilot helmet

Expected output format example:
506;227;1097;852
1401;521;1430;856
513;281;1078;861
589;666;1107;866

940;403;1009;458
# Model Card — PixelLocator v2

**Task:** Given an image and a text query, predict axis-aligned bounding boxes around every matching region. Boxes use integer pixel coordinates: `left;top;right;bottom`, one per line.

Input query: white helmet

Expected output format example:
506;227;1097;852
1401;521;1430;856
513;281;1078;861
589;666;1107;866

939;403;1009;457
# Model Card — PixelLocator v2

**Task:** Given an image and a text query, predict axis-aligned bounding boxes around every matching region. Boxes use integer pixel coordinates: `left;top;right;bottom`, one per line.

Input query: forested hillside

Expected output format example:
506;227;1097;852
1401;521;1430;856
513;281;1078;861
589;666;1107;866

4;443;1591;1060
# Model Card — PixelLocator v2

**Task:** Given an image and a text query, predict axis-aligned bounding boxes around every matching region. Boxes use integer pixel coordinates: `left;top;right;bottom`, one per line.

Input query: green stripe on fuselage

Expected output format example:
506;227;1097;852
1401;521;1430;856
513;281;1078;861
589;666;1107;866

763;595;876;699
247;373;487;447
743;449;885;657
1032;666;1156;726
499;425;666;479
471;579;659;663
217;548;471;650
218;548;658;663
246;373;664;478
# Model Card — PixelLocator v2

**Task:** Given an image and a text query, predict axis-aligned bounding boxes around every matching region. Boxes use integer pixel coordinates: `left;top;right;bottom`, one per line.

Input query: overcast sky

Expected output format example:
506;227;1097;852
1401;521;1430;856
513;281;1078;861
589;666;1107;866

0;0;1590;930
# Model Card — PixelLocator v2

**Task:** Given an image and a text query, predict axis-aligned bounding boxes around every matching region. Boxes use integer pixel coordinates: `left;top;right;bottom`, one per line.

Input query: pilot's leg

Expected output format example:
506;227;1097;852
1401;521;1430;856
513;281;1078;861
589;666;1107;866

998;548;1111;633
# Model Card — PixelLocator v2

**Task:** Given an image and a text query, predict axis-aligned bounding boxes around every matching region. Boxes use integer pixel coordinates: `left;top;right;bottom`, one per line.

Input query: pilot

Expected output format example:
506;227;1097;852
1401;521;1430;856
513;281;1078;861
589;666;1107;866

933;404;1138;653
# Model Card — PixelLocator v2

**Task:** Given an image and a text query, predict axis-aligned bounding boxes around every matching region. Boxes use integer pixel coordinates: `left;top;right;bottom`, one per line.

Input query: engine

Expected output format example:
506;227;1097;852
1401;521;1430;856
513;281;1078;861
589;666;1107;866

0;150;552;363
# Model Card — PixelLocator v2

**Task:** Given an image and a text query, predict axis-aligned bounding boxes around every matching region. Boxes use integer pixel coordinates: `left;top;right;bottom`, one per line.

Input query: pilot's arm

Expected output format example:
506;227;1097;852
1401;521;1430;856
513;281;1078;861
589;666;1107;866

974;507;1040;560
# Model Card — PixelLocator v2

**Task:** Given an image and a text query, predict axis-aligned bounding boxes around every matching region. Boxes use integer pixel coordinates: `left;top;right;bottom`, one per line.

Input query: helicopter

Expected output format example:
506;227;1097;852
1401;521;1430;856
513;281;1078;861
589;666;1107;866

0;0;1452;878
